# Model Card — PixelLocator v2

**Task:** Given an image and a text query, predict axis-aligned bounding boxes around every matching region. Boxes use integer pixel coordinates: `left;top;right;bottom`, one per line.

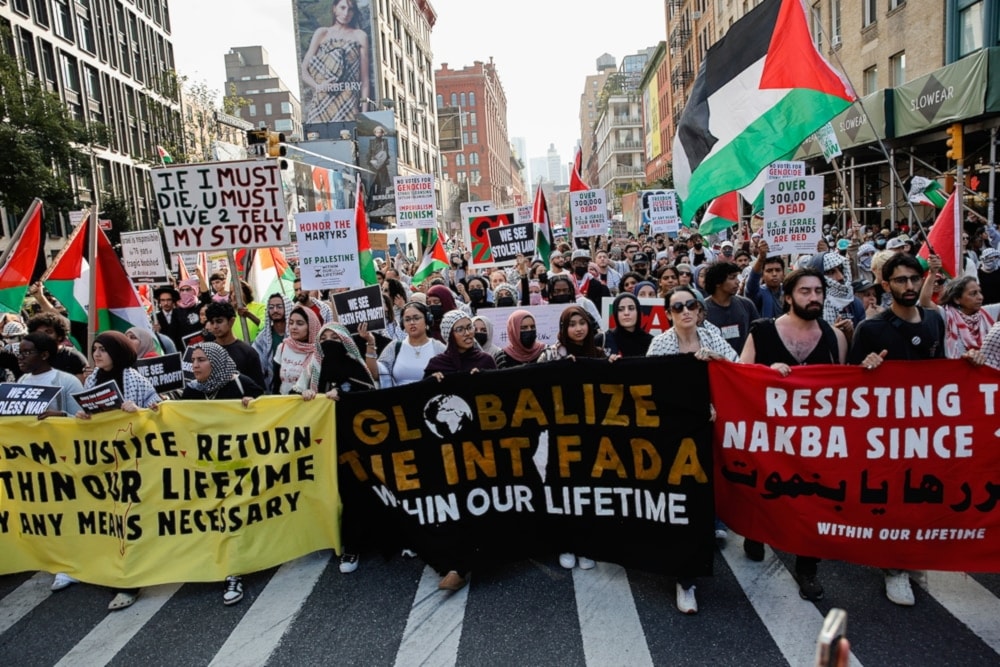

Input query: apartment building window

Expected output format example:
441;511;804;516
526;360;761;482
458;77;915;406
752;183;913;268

889;51;905;85
812;2;822;50
460;93;466;107
469;92;475;106
958;0;984;56
471;132;478;144
450;93;457;106
889;0;904;8
469;152;479;165
52;0;74;40
470;112;477;127
441;155;447;168
830;0;841;43
436;94;443;108
264;102;272;115
76;1;96;54
863;0;877;27
32;0;49;26
18;28;38;75
863;65;878;94
248;104;256;117
456;153;465;167
281;101;292;114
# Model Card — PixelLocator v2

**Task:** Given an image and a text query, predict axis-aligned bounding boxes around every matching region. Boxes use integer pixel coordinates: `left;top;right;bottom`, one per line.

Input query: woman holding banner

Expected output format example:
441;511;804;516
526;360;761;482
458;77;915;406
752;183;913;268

182;342;264;605
377;302;445;388
272;306;321;394
493;310;545;368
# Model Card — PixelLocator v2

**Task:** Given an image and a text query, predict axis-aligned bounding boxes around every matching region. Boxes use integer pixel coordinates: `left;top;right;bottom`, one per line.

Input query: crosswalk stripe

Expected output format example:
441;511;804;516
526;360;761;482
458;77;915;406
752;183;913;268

208;551;331;667
54;583;182;667
394;565;470;667
573;562;653;667
918;571;1000;653
719;540;863;667
0;572;52;635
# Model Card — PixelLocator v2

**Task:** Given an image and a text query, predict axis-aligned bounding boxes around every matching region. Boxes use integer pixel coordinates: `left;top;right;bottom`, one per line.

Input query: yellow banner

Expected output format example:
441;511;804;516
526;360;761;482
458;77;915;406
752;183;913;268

0;396;339;587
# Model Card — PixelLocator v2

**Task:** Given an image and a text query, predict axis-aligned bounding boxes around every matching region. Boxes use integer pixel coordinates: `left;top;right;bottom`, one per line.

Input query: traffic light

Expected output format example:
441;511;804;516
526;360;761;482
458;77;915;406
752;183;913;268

267;131;286;158
945;123;964;161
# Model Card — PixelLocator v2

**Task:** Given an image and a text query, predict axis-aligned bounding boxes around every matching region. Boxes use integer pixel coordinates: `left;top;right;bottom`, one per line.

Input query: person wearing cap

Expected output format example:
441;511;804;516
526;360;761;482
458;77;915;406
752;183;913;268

548;248;571;277
885;237;907;253
630;252;651;279
718;241;736;264
851;278;883;319
569;248;610;308
155;285;202;350
686;233;715;266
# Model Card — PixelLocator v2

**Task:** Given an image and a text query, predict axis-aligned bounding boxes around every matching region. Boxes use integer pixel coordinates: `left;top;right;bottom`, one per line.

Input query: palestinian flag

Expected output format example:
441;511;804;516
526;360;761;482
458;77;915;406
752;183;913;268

354;176;378;286
0;199;46;314
565;147;588;236
907;176;948;208
156;145;174;164
93;224;154;336
672;0;855;224
918;191;961;279
43;220;90;350
248;246;296;301
698;192;742;235
412;228;450;284
531;181;552;265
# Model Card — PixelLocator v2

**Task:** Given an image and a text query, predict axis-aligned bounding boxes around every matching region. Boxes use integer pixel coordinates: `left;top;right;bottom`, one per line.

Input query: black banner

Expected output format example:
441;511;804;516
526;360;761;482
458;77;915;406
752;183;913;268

0;383;62;416
135;353;184;393
332;285;386;334
336;356;715;576
486;222;535;263
72;380;124;414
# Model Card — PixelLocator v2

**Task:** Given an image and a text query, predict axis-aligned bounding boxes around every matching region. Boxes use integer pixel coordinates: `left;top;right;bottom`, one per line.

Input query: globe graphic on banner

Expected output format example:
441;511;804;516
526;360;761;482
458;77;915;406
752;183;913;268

423;394;473;438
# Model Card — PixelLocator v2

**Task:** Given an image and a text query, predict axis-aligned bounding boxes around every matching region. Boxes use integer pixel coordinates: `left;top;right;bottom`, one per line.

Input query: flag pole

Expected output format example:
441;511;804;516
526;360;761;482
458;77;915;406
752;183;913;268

0;199;43;271
87;192;100;363
227;249;251;342
828;157;859;234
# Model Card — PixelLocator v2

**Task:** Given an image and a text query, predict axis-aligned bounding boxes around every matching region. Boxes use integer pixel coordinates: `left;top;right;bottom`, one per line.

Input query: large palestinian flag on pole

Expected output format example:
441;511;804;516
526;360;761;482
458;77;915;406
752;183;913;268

565;148;588;237
672;0;855;223
42;220;90;350
531;181;552;265
0;199;45;313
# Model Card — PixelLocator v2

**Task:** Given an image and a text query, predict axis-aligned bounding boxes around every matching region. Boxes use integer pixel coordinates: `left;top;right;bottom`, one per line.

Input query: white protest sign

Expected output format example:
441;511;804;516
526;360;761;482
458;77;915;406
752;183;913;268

119;230;169;283
516;204;533;224
763;175;824;255
394;173;436;229
647;193;679;236
296;209;361;290
152;160;288;253
767;161;805;181
481;304;569;348
816;123;843;163
460;200;495;221
570;189;609;239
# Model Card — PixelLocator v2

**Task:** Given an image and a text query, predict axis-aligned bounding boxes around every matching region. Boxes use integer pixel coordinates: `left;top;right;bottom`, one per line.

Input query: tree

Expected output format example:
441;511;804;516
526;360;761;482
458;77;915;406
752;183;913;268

0;30;104;221
99;192;133;248
180;78;251;163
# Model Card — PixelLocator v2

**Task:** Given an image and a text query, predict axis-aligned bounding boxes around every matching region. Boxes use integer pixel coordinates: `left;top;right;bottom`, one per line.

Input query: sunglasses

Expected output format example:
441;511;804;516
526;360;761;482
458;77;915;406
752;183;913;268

669;299;700;313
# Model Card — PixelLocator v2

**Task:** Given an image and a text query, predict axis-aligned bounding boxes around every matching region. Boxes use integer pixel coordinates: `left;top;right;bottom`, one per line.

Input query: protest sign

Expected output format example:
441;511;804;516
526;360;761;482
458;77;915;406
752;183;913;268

486;223;535;263
120;231;169;283
816;123;842;162
763;174;823;255
335;356;715;576
331;286;386;334
152;160;289;253
296;210;360;290
0;397;340;586
766;161;805;180
464;209;518;270
570;189;609;239
460;200;495;221
0;383;62;416
394;174;436;229
135;353;184;393
72;380;124;414
516;204;533;225
711;360;1000;571
485;304;568;348
647;193;680;236
601;297;672;336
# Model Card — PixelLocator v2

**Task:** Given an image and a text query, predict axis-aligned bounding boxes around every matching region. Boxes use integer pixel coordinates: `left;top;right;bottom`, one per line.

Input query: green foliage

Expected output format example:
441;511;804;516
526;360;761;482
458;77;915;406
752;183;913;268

100;192;132;247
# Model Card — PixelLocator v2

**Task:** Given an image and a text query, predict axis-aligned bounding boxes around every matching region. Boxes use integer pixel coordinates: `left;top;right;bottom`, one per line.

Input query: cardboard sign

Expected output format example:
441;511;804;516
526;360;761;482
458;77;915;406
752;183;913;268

460;200;495;221
763;175;824;255
464;209;518;270
393;174;436;229
0;383;62;416
570;189;609;238
331;286;386;334
816;122;843;163
152;160;289;253
486;223;536;263
135;353;184;393
120;230;169;283
647;193;680;236
72;380;124;415
516;204;533;224
479;304;569;348
766;161;805;180
296;210;360;290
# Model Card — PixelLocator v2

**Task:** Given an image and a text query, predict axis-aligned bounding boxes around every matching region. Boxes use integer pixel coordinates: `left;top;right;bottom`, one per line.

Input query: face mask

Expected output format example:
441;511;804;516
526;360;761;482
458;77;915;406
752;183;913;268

519;330;537;347
982;255;1000;272
549;293;573;304
320;338;347;360
858;254;873;271
573;265;588;278
529;292;542;306
468;288;485;303
497;297;515;307
428;304;444;321
474;332;488;346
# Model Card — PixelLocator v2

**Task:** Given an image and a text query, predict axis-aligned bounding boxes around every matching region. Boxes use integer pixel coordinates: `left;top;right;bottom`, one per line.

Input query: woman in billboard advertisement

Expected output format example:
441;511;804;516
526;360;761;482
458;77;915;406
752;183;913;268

301;0;371;123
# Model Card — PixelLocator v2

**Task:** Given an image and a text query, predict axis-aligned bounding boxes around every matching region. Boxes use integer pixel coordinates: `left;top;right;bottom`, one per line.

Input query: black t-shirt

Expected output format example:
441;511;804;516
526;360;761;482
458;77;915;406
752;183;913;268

51;346;88;376
219;340;265;389
847;307;945;363
747;318;840;366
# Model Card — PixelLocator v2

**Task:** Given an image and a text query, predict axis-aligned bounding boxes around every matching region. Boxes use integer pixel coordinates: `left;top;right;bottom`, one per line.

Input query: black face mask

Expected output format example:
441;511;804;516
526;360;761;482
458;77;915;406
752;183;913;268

573;265;588;278
474;332;489;346
428;304;444;321
549;293;573;304
468;288;485;303
519;330;537;347
496;297;515;307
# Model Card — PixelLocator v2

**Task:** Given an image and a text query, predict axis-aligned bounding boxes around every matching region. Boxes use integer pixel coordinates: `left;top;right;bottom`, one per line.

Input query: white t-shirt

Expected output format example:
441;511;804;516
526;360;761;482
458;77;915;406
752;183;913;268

17;369;84;414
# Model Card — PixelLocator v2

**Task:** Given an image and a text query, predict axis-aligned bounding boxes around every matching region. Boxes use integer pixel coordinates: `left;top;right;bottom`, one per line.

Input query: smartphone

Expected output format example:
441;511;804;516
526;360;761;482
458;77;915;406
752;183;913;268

816;607;847;667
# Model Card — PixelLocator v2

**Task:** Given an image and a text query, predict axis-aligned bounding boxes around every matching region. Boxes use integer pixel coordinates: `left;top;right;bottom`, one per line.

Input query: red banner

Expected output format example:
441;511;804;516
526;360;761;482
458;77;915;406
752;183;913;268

710;360;1000;572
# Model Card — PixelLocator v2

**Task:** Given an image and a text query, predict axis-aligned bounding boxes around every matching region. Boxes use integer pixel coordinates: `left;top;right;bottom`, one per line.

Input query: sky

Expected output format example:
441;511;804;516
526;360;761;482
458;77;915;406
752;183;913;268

169;0;666;171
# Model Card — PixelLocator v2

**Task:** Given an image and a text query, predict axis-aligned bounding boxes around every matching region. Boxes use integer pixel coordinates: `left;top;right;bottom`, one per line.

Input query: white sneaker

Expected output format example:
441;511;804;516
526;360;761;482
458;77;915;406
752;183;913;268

558;553;577;569
885;571;915;606
577;556;596;570
676;583;698;614
51;573;78;591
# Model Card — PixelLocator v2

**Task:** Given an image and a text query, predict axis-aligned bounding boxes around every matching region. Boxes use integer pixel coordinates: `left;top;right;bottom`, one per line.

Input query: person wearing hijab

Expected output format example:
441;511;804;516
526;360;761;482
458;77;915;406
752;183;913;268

494;309;545;368
297;323;377;574
273;305;321;394
632;280;658;299
492;282;519;308
471;315;502;358
984;320;1000;370
252;293;293;392
602;293;654;358
537;305;607;363
425;284;460;341
126;326;160;359
181;342;263;605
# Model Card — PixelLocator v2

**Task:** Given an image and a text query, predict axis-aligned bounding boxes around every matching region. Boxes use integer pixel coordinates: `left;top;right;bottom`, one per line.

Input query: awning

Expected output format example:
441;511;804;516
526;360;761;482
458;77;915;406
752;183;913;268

794;90;892;159
892;48;989;137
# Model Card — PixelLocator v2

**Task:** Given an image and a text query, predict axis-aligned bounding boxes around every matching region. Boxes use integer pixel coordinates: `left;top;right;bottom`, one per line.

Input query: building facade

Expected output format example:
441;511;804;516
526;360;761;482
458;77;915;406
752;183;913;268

579;53;617;186
1;0;181;244
639;41;672;184
225;46;302;141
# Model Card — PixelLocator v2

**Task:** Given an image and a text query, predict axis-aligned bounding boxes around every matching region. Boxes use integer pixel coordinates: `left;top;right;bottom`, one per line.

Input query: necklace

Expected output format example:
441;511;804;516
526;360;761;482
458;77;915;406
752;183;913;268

410;340;429;357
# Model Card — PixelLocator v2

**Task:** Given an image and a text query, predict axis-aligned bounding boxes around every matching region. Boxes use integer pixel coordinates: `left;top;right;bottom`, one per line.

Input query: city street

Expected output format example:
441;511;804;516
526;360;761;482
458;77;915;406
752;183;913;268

2;538;998;666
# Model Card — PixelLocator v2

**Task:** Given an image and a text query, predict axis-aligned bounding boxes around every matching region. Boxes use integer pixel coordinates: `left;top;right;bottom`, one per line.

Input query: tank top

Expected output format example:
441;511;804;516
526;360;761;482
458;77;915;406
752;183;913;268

748;318;839;366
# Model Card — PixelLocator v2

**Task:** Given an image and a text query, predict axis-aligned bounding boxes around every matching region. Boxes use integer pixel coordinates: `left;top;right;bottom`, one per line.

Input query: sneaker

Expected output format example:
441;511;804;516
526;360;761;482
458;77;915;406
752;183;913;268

714;518;728;542
339;552;359;574
438;570;467;591
401;548;417;559
676;583;698;614
577;556;596;570
743;539;765;562
795;573;824;601
223;576;243;606
558;552;577;569
51;573;78;591
885;571;915;606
